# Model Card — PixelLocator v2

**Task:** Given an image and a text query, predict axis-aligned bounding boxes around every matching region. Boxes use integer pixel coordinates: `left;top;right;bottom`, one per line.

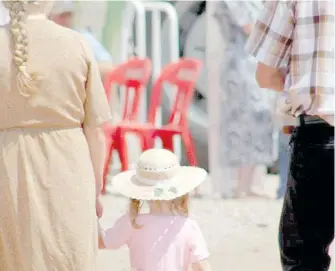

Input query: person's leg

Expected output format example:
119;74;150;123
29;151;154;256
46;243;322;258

277;132;290;199
234;166;251;198
234;166;266;198
245;166;270;198
279;122;334;270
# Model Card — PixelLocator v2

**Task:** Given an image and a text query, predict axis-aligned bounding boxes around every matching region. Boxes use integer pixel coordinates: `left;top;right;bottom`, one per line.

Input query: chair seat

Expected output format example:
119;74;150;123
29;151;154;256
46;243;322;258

105;122;184;135
153;124;183;134
118;121;155;130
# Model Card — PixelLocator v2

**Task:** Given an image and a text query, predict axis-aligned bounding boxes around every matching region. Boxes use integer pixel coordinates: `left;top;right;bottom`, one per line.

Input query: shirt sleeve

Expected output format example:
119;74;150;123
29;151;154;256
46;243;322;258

224;1;263;26
188;220;210;263
102;214;132;249
80;37;112;127
246;1;295;68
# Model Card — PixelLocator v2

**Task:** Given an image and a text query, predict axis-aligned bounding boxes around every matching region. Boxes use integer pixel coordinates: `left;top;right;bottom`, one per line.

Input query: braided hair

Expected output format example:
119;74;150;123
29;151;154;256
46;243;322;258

3;0;40;98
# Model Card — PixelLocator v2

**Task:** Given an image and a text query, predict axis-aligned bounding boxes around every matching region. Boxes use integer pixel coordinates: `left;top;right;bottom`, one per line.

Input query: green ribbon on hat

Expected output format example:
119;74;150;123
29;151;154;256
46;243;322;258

154;186;178;197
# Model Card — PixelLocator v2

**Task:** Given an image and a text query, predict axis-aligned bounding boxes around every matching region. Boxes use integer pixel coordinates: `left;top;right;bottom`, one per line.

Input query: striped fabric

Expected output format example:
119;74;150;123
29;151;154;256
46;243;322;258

246;0;334;123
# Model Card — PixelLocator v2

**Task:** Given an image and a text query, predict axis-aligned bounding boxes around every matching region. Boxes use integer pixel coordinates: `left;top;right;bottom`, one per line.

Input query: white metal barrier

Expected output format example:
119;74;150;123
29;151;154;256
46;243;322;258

119;1;146;61
119;1;182;160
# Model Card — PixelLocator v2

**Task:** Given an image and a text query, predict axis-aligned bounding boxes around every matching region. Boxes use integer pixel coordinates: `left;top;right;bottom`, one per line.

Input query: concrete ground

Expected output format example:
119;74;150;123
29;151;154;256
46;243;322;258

97;174;285;271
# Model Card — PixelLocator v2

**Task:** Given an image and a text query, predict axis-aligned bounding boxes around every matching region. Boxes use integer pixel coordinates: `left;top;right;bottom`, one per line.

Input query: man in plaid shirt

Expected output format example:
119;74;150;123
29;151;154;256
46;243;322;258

247;1;334;270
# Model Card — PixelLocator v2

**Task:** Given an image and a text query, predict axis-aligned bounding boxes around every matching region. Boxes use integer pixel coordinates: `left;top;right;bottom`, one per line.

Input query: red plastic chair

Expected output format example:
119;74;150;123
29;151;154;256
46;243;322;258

102;58;152;193
147;58;202;165
103;58;202;168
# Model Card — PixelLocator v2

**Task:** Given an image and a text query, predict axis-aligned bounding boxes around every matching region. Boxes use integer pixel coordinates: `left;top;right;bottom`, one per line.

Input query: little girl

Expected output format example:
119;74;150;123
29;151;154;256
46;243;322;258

99;149;211;271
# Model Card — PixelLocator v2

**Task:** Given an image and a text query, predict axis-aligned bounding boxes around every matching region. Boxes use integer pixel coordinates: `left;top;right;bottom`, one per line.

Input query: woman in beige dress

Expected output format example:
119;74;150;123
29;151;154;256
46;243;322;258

0;1;111;270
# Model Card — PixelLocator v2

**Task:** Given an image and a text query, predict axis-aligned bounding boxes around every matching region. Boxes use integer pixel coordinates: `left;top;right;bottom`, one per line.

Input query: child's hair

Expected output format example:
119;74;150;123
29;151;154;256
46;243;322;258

129;194;190;229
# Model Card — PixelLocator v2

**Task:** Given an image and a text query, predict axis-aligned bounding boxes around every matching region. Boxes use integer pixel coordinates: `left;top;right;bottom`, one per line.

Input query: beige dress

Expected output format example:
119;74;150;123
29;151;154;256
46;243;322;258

0;17;111;271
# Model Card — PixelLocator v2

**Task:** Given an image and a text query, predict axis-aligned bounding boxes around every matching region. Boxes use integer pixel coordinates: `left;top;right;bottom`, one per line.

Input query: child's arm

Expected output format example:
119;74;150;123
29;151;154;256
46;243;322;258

98;214;132;250
192;260;212;271
188;220;210;271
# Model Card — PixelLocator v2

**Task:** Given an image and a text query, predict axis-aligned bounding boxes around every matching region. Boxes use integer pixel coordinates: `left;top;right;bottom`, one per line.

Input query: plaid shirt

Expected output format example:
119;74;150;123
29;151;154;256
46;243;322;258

246;0;334;125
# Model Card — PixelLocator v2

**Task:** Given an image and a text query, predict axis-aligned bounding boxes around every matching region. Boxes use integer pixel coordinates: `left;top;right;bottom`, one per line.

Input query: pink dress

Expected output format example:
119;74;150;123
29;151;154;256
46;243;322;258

102;213;209;271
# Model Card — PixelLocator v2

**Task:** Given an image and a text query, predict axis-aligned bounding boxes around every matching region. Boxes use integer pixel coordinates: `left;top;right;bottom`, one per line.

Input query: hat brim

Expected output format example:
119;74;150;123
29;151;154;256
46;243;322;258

112;166;207;200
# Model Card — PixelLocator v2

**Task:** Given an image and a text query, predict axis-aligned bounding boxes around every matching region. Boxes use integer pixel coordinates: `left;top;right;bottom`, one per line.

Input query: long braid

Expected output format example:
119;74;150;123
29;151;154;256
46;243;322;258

3;0;40;98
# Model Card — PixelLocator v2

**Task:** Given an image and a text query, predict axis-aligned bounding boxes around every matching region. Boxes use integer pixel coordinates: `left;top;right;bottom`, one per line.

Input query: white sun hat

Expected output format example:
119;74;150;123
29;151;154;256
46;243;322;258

112;149;207;200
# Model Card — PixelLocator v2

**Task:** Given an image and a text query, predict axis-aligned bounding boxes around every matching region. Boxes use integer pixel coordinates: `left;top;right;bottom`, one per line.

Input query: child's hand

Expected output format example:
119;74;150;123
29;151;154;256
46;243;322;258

96;197;103;218
192;260;211;271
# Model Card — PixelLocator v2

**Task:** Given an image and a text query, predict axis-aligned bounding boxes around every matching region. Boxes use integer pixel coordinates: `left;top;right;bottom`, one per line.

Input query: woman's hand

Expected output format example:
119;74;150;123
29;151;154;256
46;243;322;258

96;197;103;218
97;220;106;249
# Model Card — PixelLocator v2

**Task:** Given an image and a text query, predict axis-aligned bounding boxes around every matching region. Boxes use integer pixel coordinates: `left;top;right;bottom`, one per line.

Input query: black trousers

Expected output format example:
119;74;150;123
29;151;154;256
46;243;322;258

279;117;334;271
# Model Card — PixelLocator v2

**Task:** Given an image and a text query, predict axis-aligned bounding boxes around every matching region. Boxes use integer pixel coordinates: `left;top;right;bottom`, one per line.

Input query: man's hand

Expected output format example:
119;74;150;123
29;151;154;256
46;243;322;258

242;24;254;36
256;62;285;92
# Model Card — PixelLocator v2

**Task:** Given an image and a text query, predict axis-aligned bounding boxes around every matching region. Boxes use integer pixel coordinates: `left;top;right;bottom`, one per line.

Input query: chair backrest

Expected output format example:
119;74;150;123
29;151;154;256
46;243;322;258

103;58;152;121
147;58;202;126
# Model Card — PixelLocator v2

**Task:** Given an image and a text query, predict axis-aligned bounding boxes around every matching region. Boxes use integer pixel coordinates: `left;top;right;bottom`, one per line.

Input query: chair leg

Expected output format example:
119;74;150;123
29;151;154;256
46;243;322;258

117;130;129;171
148;139;156;149
141;132;155;151
182;131;197;166
102;137;114;194
160;133;174;152
101;144;113;194
140;136;150;151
